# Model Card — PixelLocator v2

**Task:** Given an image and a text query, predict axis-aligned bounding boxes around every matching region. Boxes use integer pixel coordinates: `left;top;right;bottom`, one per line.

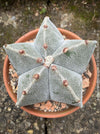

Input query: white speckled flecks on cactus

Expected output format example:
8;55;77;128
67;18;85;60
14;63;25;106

3;16;97;107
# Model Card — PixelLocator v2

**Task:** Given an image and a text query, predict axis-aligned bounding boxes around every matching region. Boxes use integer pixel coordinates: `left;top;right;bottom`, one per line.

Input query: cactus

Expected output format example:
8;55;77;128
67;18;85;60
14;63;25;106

3;17;97;108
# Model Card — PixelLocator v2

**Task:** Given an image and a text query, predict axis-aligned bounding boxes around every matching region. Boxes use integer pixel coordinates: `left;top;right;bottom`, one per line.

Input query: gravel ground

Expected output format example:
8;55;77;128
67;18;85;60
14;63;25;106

0;1;100;134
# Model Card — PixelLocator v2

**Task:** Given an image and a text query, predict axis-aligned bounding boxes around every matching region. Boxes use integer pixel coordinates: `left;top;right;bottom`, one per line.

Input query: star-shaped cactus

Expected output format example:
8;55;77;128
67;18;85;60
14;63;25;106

3;17;97;108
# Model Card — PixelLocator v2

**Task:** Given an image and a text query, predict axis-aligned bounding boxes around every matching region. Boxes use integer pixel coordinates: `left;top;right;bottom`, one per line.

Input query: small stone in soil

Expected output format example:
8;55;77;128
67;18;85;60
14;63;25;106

27;129;34;134
7;107;12;112
82;78;90;88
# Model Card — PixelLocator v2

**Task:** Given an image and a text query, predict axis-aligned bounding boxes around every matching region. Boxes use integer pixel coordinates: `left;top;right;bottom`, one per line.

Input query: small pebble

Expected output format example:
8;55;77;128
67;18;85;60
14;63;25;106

35;12;39;17
9;68;13;72
7;107;12;112
7;129;13;133
34;122;39;130
63;35;66;39
87;70;92;78
89;119;94;124
82;78;90;88
93;102;96;106
27;129;34;134
0;108;2;112
54;109;57;112
40;117;43;121
34;103;40;108
96;111;99;113
48;109;51;112
44;109;47;112
76;128;83;133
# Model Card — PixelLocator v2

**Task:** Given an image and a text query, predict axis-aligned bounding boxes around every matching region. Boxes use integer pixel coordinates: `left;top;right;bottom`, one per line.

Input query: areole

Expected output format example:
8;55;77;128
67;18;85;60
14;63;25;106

3;28;97;118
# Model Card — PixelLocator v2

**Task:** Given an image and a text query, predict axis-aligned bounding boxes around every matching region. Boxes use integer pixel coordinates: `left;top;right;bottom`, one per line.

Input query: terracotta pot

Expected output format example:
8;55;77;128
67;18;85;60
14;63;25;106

3;28;97;118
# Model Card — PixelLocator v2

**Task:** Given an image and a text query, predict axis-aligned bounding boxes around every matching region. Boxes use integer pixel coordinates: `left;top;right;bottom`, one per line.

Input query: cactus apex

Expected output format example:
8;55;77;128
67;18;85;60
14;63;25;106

43;63;49;68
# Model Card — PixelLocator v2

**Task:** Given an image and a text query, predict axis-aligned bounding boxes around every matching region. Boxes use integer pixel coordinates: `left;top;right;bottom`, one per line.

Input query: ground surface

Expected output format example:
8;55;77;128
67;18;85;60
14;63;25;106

0;0;100;134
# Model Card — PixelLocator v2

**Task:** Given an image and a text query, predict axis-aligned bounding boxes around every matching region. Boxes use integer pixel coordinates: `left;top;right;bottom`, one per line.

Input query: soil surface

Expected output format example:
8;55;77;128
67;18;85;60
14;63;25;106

0;1;100;134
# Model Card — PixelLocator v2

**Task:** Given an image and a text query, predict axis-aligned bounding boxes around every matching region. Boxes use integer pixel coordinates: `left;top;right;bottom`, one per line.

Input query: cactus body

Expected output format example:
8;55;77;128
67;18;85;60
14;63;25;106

3;17;97;107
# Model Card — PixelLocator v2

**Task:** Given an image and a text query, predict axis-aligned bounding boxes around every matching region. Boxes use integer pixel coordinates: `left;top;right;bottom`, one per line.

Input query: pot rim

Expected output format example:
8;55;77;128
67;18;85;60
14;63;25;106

3;28;97;118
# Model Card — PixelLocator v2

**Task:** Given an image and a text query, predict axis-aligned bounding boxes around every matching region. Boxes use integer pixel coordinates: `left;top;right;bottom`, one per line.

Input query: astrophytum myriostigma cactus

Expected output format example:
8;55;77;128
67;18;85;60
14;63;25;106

3;17;97;108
